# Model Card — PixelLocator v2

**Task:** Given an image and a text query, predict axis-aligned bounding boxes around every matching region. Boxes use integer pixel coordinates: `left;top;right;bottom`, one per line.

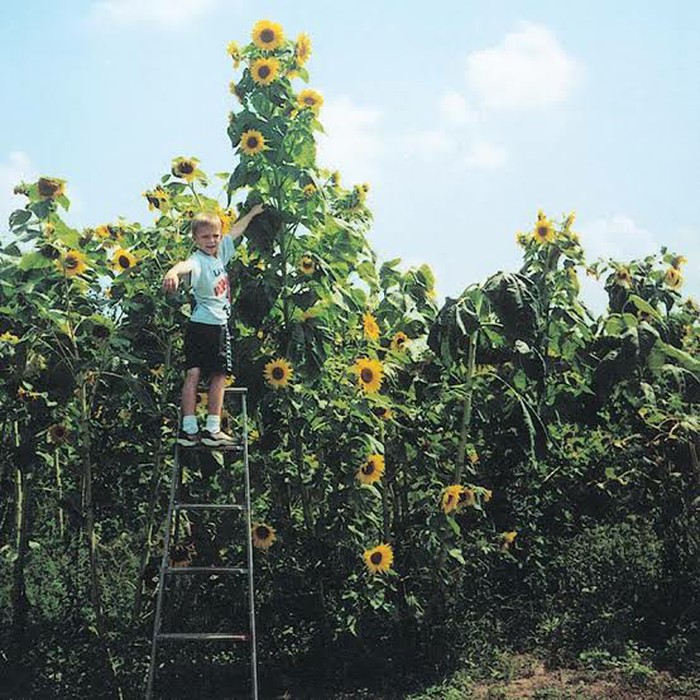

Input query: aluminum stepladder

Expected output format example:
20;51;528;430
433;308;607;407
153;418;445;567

146;387;258;699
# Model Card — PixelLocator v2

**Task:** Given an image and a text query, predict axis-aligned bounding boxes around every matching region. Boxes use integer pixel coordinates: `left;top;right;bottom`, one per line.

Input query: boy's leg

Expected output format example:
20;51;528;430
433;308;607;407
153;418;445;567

201;372;235;446
177;367;201;446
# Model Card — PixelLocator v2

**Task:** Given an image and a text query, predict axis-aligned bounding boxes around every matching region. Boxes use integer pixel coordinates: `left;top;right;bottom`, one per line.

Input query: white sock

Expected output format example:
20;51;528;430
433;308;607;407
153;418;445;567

182;415;198;434
205;414;220;434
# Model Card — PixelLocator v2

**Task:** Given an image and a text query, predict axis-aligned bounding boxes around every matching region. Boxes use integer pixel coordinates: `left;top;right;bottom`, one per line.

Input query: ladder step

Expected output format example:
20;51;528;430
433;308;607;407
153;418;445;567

174;503;244;512
157;632;249;642
165;566;248;575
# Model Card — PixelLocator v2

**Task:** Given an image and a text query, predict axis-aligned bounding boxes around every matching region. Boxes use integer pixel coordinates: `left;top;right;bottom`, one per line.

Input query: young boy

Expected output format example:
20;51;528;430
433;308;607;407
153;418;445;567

162;204;263;447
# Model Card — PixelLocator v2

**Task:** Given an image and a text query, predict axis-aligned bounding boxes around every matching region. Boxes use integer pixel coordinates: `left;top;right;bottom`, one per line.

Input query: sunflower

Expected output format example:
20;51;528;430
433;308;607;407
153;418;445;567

371;405;393;421
664;267;683;290
458;488;475;508
226;40;242;69
250;57;280;86
330;171;341;187
91;323;110;341
56;250;88;277
37;177;65;200
532;212;555;245
196;391;208;411
240;130;266;156
353;357;383;394
671;255;688;269
48;423;69;446
252;522;277;549
362;313;380;341
144;187;169;211
294;33;312;65
111;248;137;272
94;225;111;240
390;331;408;351
356;453;385;485
483;488;493;503
501;531;518;550
515;231;529;248
251;19;284;51
297;88;324;115
299;255;316;275
363;543;394;575
217;207;237;235
441;484;462;514
171;157;198;182
615;267;632;288
302;183;316;198
264;358;293;389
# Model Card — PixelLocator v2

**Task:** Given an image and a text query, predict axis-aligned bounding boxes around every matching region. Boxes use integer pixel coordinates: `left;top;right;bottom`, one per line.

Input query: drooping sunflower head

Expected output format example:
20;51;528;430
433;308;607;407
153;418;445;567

297;88;324;116
664;266;683;290
671;255;688;269
294;32;312;65
299;255;316;275
251;19;284;52
48;423;70;445
371;405;393;421
171;157;199;182
226;40;242;68
441;484;463;514
252;522;277;550
56;249;88;277
457;487;476;508
363;543;394;575
302;183;316;198
390;331;409;351
564;211;576;229
356;453;385;485
353;357;384;394
37;177;66;200
111;248;137;272
250;57;280;86
532;214;555;245
239;130;266;156
264;358;293;389
615;267;632;288
362;313;380;341
515;231;530;248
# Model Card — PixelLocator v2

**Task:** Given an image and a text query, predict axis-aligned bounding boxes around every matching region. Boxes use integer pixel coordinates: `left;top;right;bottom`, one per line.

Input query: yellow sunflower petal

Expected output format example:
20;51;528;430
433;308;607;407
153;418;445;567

356;454;385;485
251;19;284;51
252;522;277;549
353;357;383;394
240;130;266;156
363;543;394;575
264;358;293;389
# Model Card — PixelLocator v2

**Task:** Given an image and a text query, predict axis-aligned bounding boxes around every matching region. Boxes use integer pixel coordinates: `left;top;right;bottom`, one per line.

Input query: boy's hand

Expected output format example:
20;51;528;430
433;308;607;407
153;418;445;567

162;272;179;293
249;203;265;218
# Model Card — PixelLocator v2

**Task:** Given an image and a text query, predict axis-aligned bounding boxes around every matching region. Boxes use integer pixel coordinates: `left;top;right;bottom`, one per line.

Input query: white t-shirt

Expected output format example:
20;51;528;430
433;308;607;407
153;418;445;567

188;236;234;325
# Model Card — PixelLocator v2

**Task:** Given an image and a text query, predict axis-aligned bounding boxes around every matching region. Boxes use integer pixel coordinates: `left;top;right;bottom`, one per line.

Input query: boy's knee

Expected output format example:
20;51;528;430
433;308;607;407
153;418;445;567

184;367;201;384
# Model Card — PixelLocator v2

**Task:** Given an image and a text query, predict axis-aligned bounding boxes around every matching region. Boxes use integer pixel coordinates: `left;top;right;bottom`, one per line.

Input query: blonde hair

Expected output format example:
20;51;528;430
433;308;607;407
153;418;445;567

191;212;222;236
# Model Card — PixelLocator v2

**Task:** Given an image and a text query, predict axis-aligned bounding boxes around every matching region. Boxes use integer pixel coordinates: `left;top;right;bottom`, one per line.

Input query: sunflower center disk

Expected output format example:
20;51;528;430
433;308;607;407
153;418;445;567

119;256;130;267
261;29;274;43
272;367;284;380
259;66;270;79
257;526;269;538
360;368;374;383
362;462;375;475
370;552;383;565
247;137;259;149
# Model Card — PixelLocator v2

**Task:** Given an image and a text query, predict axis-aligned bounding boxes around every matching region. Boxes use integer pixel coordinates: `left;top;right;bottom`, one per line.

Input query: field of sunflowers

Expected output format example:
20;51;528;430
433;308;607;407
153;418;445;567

0;19;698;699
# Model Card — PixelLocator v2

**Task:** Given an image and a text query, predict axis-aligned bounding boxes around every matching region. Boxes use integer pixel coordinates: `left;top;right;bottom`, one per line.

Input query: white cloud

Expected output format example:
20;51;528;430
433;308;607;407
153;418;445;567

88;0;219;28
579;215;657;261
0;152;34;235
316;96;384;184
464;140;507;170
465;22;579;111
439;91;478;125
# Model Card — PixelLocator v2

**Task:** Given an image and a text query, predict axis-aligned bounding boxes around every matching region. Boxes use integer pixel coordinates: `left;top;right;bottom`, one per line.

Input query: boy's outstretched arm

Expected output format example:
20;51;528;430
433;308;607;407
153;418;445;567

162;259;194;293
228;203;265;240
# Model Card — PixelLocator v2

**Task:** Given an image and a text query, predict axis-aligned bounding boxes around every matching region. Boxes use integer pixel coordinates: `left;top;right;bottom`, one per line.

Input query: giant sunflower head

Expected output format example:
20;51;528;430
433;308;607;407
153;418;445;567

297;88;324;115
664;266;683;290
239;130;266;156
353;357;384;394
294;33;312;65
532;212;555;245
252;19;284;51
250;57;280;86
390;331;409;351
264;358;293;389
363;543;394;575
171;157;199;182
362;313;380;341
37;177;66;200
111;248;138;272
441;484;463;514
252;522;277;549
299;255;316;275
356;453;385;485
56;250;88;277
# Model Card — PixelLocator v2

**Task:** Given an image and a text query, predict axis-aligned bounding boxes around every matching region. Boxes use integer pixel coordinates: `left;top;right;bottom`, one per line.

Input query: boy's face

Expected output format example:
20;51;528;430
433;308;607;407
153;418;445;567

193;223;223;256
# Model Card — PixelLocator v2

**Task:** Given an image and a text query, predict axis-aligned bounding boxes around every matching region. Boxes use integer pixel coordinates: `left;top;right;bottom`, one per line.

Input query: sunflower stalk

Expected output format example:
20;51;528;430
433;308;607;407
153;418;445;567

454;331;478;484
54;451;65;538
379;423;390;541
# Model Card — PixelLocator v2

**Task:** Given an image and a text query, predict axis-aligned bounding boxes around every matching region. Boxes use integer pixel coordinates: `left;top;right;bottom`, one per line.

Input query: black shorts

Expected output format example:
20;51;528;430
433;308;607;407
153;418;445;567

184;321;232;375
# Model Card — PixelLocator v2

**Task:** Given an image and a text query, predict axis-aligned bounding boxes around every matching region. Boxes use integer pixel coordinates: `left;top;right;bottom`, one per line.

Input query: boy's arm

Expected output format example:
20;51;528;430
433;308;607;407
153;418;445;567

228;203;265;240
162;259;194;293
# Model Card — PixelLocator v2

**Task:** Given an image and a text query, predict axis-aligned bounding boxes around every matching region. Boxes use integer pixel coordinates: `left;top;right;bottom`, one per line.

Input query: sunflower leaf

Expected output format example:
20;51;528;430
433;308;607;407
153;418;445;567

448;547;466;565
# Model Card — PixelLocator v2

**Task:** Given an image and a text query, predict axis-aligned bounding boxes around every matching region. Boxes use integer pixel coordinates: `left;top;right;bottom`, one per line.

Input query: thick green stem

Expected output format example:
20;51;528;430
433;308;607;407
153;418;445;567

54;451;64;537
454;332;478;484
11;422;30;642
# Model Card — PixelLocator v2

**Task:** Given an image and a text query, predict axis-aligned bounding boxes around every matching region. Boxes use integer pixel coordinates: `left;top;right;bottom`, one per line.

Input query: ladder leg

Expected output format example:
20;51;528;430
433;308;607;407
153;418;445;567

146;438;183;698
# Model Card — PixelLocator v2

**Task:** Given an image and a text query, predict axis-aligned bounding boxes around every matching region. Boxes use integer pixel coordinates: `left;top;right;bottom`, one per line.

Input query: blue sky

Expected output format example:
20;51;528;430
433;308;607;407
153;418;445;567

2;0;698;310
